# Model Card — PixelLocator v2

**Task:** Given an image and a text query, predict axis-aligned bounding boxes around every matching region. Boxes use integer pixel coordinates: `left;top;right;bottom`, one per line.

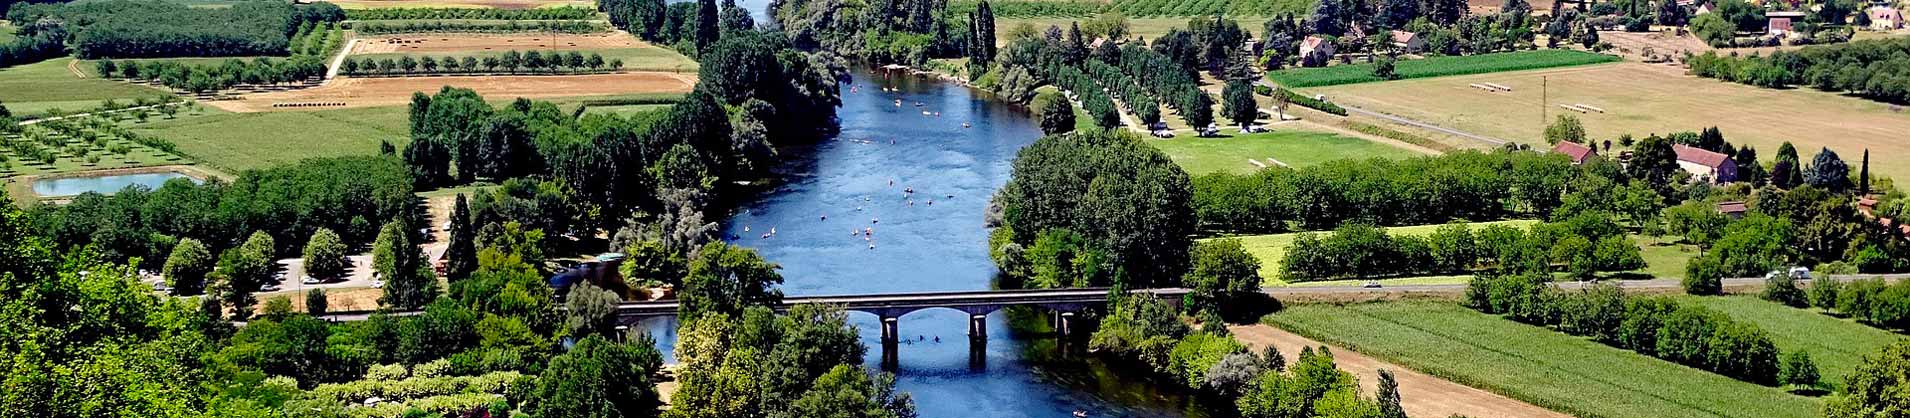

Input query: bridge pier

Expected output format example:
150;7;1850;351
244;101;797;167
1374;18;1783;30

1052;311;1077;338
968;314;987;340
881;316;900;345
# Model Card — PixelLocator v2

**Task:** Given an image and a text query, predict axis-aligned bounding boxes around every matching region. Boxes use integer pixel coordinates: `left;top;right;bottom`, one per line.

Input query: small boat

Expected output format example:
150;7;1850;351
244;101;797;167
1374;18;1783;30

1074;411;1088;418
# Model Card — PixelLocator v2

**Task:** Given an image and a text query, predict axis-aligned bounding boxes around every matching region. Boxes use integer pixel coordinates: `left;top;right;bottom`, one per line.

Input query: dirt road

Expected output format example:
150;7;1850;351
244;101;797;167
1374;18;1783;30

1228;324;1570;418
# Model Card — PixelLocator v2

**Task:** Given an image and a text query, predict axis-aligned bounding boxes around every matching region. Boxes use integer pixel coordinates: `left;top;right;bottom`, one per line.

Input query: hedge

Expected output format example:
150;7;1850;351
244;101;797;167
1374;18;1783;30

1254;84;1346;116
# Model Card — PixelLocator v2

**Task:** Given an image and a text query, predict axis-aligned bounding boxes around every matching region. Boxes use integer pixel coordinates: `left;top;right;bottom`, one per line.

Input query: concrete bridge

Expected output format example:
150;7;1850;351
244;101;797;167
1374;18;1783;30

616;287;1190;346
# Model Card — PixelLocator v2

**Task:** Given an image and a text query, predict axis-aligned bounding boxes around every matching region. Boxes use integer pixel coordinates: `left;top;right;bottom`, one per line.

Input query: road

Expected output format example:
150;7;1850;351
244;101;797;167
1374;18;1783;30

322;39;359;82
1266;273;1910;296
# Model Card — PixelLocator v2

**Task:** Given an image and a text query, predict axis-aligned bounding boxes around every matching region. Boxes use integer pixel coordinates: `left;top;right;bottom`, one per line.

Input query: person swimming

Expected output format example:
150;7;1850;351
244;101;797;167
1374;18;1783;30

820;213;827;221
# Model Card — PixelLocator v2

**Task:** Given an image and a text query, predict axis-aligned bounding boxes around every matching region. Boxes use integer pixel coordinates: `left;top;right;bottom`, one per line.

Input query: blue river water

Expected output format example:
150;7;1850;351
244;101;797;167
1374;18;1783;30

640;69;1225;418
31;172;198;197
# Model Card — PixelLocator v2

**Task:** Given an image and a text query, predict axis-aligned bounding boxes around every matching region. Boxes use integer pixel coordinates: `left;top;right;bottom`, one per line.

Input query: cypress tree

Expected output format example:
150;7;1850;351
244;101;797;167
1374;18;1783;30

695;0;720;55
1377;369;1406;418
1860;149;1871;195
445;194;478;280
972;1;996;65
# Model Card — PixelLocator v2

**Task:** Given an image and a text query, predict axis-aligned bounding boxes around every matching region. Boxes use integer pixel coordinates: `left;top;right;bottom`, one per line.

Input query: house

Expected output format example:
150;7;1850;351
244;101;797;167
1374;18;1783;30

1089;37;1109;49
1390;30;1425;53
1696;3;1713;14
1716;201;1748;218
1768;11;1808;36
1551;141;1596;164
1860;196;1881;216
1673;144;1738;183
1869;7;1904;30
1299;36;1335;66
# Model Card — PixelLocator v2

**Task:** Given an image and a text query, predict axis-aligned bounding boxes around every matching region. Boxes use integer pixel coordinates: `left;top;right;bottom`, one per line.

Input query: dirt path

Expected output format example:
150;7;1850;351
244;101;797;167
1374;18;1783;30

67;59;87;78
1228;324;1570;418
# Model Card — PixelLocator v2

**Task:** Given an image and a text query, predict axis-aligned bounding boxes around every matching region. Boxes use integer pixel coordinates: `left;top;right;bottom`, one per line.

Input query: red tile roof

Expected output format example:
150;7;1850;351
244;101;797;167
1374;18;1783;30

1716;201;1748;214
1552;141;1595;163
1673;144;1732;168
1390;30;1418;44
1769;18;1794;33
1302;36;1329;50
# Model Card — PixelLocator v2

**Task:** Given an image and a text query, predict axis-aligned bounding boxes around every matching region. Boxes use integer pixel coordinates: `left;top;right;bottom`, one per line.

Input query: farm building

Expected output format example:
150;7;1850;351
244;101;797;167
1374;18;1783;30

1551;141;1596;164
1673;144;1738;183
1300;36;1336;66
1391;30;1425;53
1869;7;1904;30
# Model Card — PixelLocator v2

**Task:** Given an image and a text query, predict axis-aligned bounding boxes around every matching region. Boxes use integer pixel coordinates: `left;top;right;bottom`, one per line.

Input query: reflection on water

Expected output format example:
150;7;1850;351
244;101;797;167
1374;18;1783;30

32;172;198;197
643;69;1228;418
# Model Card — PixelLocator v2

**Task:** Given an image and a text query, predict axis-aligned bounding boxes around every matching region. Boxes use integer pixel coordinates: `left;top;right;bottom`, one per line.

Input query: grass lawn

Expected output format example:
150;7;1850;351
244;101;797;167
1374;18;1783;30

1266;301;1821;418
1673;295;1903;392
1216;219;1539;285
1268;50;1621;88
1305;61;1910;181
1146;129;1425;175
350;46;697;72
1636;234;1698;279
130;106;411;172
1284;275;1473;287
0;58;172;116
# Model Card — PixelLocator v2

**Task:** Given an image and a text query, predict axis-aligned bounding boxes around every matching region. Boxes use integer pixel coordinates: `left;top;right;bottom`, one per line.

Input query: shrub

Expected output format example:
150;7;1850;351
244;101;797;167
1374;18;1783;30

1760;272;1808;308
1779;351;1819;388
1683;256;1724;295
1168;333;1248;388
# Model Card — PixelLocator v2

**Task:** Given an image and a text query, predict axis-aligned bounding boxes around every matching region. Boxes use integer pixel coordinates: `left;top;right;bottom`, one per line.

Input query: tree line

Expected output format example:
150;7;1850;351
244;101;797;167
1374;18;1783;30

7;0;344;58
0;16;66;68
1192;150;1576;233
1282;215;1644;281
1688;37;1910;104
339;51;621;76
352;19;608;35
97;56;329;93
1468;275;1816;388
344;6;597;20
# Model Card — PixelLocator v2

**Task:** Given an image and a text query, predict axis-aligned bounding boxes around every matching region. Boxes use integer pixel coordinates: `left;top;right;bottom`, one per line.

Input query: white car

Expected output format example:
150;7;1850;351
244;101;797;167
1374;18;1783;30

370;279;385;289
259;283;281;292
301;276;322;285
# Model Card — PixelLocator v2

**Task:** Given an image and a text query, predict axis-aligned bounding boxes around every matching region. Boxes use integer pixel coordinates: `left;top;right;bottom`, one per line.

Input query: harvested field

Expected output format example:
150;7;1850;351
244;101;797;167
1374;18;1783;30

351;32;642;54
209;72;696;112
1228;324;1571;418
1306;61;1910;180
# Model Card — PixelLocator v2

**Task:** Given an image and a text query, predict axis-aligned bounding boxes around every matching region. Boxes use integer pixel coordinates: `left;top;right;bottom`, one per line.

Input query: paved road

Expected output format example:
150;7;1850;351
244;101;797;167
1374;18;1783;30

1266;273;1910;296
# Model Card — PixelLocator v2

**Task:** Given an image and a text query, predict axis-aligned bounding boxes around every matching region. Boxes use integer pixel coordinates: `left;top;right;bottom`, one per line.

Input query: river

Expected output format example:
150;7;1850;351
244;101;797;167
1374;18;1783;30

645;69;1225;417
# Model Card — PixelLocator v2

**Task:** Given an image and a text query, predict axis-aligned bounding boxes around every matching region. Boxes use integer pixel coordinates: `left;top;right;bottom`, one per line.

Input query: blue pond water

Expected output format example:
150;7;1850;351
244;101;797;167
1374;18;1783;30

640;69;1224;418
32;172;198;197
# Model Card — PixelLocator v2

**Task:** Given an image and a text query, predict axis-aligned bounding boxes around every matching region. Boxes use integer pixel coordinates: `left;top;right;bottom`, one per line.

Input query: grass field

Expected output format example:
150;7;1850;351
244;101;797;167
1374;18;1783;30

1147;129;1425;175
0;58;173;116
1674;295;1903;392
1306;61;1910;181
129;106;411;172
1217;219;1539;284
0;23;17;44
1637;235;1698;279
579;103;669;116
74;56;283;78
1268;50;1621;88
1266;301;1822;418
350;46;697;72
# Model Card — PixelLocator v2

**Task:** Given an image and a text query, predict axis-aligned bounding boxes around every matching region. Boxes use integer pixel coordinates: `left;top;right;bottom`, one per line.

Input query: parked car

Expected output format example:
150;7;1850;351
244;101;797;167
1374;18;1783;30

1362;281;1383;289
1790;266;1812;280
370;279;385;289
259;283;281;292
151;281;171;294
301;275;322;285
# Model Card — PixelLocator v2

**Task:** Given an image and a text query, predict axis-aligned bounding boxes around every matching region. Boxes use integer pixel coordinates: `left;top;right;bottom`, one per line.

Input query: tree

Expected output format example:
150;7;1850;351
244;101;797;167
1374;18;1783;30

1628;135;1680;187
1031;90;1076;135
679;242;784;321
695;0;720;55
306;288;328;315
444;194;478;280
163;238;215;295
1761;271;1807;307
1373;54;1398;79
375;220;438;310
566;281;623;340
1683;253;1724;295
1185;238;1262;315
1827;341;1910;417
1543;114;1587;145
1658;0;1688;25
302;228;349;280
1805;147;1851;192
1221;79;1258;128
784;366;918;418
529;334;664;418
1000;130;1194;287
1377;369;1405;418
970;0;998;67
1860;149;1870;195
1780;350;1820;389
1690;13;1734;46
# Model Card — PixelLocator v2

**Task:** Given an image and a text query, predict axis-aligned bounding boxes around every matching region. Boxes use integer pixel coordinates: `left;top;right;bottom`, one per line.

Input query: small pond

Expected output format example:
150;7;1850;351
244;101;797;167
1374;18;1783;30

31;172;199;197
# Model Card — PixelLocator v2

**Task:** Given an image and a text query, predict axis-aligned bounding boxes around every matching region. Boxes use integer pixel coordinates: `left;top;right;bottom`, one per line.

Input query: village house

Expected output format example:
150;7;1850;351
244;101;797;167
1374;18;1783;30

1673;144;1738;183
1768;11;1808;37
1716;201;1749;219
1869;7;1904;30
1299;36;1335;66
1390;30;1425;53
1551;141;1596;165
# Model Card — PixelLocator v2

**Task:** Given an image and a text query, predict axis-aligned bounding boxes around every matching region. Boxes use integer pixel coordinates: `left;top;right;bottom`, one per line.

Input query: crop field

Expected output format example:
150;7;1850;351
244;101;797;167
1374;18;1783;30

1217;219;1539;284
1306;62;1910;181
0;58;173;117
211;71;695;112
1147;129;1425;175
1673;295;1903;392
129;106;411;171
1266;301;1822;418
350;33;643;54
1;116;191;177
1268;50;1620;88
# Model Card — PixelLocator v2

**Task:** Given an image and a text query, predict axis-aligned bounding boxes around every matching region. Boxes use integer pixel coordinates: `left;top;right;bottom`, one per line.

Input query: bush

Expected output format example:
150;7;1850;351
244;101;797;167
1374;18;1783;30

1760;272;1808;307
1167;333;1248;388
1779;351;1819;388
1683;256;1724;296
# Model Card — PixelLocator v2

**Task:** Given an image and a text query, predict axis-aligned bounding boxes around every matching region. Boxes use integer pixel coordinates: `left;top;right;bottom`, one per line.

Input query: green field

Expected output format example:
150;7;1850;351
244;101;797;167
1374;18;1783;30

350;46;697;72
130;106;411;172
1217;219;1539;284
1147;129;1424;175
74;56;284;78
1267;50;1621;88
1266;301;1821;418
0;58;173;117
0;23;17;44
1675;295;1904;392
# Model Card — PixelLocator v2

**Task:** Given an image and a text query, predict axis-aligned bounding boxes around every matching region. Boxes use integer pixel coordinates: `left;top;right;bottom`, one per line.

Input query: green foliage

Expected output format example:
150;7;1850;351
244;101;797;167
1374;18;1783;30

303;228;350;280
1237;347;1358;418
1221;79;1258;127
1267;50;1618;88
8;0;344;58
1193;150;1575;233
1759;272;1807;308
163;238;214;295
375;221;440;310
527;335;663;418
346;6;597;20
1089;295;1190;371
998;129;1193;287
1185;238;1262;313
1031;90;1077;135
667;305;870;418
678;242;784;322
1778;350;1819;388
1167;333;1247;388
1826;341;1910;417
1682;255;1724;296
1689;14;1735;46
1257;85;1347;115
1542;114;1586;146
219;314;366;387
564;282;623;340
307;288;329;315
783;365;918;418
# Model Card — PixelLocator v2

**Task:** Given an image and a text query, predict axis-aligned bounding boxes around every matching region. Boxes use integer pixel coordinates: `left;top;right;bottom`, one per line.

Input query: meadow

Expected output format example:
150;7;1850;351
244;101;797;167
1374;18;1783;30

1674;295;1904;392
1267;50;1620;88
1306;62;1910;180
0;58;173;117
1216;219;1539;284
129;106;411;172
1147;129;1425;175
1265;301;1823;418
